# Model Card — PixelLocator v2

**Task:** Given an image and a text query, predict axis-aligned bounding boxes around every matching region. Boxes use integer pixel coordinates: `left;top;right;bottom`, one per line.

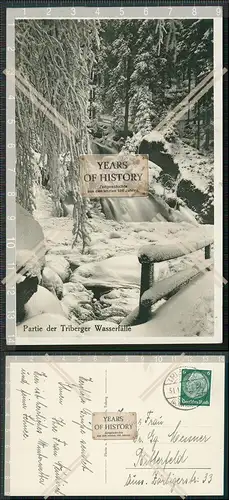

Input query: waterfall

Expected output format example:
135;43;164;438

101;196;166;222
89;140;176;223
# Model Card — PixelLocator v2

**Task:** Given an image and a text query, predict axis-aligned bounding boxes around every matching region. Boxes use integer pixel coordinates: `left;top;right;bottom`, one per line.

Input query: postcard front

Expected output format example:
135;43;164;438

5;7;224;345
5;354;225;496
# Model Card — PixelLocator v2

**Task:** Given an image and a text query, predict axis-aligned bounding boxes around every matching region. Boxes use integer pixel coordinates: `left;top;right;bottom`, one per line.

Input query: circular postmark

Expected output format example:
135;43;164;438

163;366;211;410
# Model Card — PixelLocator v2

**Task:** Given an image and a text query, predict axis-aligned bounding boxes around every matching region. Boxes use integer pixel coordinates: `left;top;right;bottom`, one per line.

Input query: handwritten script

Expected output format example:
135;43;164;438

17;367;94;495
124;410;213;493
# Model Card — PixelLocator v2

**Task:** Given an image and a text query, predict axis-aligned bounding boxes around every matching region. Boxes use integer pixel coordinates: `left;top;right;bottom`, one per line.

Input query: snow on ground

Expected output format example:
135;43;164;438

33;186;214;335
173;140;213;192
132;269;214;337
142;130;213;193
143;130;168;146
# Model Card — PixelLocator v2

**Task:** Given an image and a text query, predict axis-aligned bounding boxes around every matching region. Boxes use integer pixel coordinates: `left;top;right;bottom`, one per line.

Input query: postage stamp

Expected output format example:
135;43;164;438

180;368;212;406
163;366;212;409
163;366;199;410
92;411;137;440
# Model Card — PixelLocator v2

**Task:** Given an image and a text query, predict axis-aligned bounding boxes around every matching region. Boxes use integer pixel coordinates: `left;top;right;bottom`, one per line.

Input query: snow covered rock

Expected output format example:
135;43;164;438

16;249;43;323
61;293;95;323
42;266;63;299
61;281;94;322
23;285;65;320
64;253;82;270
45;254;70;282
16;203;46;268
109;231;122;239
70;254;170;290
16;249;42;282
63;281;90;297
139;132;214;224
48;245;72;255
99;287;139;322
139;132;179;178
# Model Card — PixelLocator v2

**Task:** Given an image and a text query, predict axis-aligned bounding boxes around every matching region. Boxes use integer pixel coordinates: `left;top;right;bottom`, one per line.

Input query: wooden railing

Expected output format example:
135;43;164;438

121;231;213;327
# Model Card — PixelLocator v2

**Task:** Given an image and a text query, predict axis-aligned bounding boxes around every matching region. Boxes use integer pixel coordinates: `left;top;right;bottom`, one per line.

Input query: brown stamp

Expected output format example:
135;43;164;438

79;154;148;198
92;412;137;440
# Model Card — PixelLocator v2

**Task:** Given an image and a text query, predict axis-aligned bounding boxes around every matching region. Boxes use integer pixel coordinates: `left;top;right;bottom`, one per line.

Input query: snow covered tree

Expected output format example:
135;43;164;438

175;20;214;151
15;19;99;250
97;20;143;137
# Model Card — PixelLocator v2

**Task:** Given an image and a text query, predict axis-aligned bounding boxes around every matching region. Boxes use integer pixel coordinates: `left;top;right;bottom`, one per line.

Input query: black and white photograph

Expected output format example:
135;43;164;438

7;11;223;344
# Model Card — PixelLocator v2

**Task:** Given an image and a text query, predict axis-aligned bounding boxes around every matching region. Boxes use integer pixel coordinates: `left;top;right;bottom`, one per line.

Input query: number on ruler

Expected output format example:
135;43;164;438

7;119;15;124
216;7;221;16
144;7;148;16
168;7;172;16
7;47;15;52
71;7;76;15
47;8;51;15
95;8;100;15
120;7;124;16
8;95;15;99
192;7;197;16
